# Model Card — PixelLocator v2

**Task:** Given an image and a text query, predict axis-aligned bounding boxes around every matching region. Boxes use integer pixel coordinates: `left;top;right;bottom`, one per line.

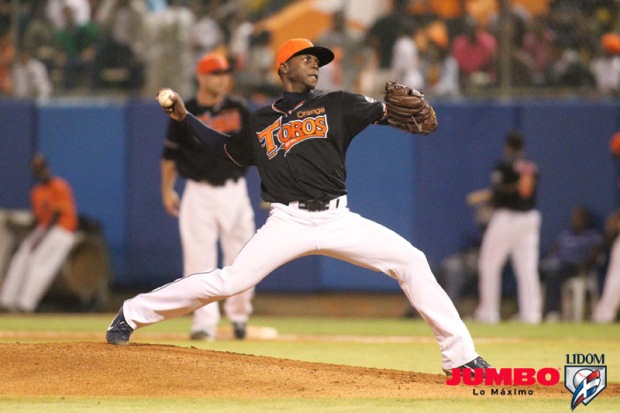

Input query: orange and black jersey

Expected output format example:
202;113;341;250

225;90;385;203
491;157;538;211
162;96;250;185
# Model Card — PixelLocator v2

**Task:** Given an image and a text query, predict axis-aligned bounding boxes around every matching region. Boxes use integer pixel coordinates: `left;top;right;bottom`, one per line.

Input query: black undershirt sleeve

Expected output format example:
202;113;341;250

181;113;229;160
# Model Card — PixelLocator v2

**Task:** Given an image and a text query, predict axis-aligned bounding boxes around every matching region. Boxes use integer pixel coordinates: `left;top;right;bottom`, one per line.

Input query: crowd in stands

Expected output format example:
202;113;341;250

0;0;619;102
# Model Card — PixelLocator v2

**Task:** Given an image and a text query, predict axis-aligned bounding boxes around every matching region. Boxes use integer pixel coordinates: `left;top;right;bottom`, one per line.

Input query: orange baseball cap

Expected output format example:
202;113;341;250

610;132;620;155
275;38;334;72
197;53;230;75
602;33;620;55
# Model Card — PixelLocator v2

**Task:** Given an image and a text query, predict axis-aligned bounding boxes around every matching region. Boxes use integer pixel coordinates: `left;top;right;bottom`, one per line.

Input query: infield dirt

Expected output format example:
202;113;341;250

3;342;619;399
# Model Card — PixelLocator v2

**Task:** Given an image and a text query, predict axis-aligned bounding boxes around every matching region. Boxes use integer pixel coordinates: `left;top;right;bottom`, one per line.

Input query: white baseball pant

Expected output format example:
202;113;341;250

179;178;255;337
475;208;542;324
0;226;75;312
592;236;620;323
124;197;479;369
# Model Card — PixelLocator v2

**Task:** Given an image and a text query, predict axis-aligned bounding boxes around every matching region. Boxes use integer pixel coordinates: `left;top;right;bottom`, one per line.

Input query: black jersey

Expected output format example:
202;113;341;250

162;96;250;185
491;157;538;211
225;90;385;203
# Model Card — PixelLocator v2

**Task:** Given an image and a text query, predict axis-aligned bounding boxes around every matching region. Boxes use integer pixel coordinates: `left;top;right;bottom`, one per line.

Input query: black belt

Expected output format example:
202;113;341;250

289;195;347;211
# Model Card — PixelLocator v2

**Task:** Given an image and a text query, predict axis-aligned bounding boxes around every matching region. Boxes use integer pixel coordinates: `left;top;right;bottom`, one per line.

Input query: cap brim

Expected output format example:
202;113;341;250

291;46;334;67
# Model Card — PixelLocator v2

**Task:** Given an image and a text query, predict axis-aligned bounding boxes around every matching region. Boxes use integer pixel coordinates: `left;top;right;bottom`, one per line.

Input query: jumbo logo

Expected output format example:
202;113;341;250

445;368;560;386
257;115;328;159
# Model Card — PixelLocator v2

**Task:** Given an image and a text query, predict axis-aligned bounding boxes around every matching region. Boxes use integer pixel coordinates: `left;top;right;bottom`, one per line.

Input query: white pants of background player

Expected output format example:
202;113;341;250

592;236;620;323
0;226;75;312
180;178;255;338
475;208;542;324
123;196;479;370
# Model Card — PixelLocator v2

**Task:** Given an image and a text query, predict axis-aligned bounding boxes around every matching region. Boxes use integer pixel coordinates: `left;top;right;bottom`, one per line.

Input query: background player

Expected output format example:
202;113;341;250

108;38;490;376
0;154;77;312
161;52;255;340
474;131;542;324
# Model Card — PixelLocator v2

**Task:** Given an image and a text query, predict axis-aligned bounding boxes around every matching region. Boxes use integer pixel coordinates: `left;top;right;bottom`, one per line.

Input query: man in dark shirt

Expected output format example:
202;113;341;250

474;131;543;324
109;38;490;377
161;53;255;340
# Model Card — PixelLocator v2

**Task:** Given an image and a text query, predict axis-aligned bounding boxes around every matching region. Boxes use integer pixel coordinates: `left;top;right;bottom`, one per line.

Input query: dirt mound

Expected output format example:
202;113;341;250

0;342;615;399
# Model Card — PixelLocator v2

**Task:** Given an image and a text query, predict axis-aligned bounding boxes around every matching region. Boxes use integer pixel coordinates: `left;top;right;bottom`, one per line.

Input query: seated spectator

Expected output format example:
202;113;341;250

590;33;620;96
52;5;99;90
451;15;497;89
92;0;146;91
0;154;78;313
12;48;52;100
541;207;603;322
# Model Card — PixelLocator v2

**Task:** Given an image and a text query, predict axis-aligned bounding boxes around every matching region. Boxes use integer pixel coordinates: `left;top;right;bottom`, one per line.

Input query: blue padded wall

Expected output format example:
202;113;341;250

0;100;35;208
37;99;127;279
1;98;619;292
124;100;183;287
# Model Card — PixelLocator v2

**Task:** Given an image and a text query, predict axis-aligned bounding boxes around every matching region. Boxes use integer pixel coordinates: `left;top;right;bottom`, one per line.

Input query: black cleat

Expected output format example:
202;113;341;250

190;331;214;341
232;322;247;340
444;356;492;377
106;308;134;346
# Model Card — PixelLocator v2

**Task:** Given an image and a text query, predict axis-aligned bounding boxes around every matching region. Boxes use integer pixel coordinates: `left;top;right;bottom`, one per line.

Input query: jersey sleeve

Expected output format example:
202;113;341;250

224;111;256;167
340;92;385;139
161;118;183;160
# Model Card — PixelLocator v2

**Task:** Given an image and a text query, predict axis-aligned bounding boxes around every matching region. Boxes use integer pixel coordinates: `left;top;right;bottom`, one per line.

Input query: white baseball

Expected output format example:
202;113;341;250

157;89;174;108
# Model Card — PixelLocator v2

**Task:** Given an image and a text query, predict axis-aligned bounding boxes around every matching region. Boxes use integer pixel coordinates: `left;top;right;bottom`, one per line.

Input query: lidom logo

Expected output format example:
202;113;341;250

564;353;607;410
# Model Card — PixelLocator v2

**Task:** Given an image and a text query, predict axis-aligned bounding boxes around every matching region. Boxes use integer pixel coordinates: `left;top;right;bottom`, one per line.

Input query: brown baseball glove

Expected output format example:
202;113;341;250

383;81;438;135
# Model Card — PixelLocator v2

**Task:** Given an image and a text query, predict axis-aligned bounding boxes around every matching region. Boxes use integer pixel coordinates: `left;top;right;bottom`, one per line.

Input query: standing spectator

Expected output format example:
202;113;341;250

451;15;497;89
0;21;13;95
227;7;255;73
92;0;146;91
363;0;412;96
390;22;423;91
474;131;542;324
592;209;620;323
422;24;460;97
591;32;620;96
145;0;194;99
21;2;56;74
523;16;556;86
364;0;411;71
188;0;224;70
546;41;596;88
46;0;91;30
316;10;361;91
160;53;256;340
238;29;277;93
541;207;603;322
0;154;78;313
12;48;52;100
52;5;99;90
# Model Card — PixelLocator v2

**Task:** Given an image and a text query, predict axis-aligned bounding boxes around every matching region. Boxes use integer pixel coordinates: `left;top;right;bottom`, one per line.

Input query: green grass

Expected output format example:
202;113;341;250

2;397;620;413
1;314;619;412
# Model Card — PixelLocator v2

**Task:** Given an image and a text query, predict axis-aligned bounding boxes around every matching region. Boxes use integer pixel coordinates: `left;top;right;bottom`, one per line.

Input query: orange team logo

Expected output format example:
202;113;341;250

198;110;242;134
257;114;329;159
